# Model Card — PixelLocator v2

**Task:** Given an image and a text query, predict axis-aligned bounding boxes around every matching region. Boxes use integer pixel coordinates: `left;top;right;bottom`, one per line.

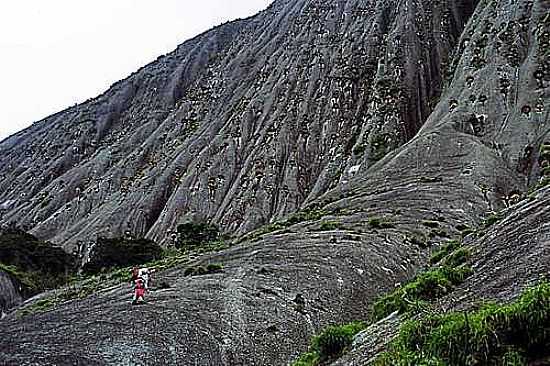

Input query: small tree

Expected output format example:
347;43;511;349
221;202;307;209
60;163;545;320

82;237;163;274
176;222;219;249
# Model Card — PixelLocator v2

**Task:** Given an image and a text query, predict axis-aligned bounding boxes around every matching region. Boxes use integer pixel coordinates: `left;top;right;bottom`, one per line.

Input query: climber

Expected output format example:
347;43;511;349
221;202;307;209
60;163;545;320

138;267;156;289
132;277;146;305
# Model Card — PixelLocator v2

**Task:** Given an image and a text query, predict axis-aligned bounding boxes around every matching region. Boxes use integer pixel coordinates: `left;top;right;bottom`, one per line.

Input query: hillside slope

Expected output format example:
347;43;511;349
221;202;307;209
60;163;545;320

1;0;476;250
1;0;550;365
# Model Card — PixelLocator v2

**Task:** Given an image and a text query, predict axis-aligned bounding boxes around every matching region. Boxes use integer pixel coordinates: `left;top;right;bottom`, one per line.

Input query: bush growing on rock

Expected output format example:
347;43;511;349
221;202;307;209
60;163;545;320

376;281;550;365
82;237;163;274
292;321;367;366
176;222;220;248
0;227;76;295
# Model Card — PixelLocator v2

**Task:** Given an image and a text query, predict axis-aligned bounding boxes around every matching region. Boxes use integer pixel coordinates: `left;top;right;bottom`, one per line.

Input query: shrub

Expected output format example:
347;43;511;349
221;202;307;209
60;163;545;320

312;322;367;360
376;281;550;365
176;222;220;248
82;237;163;274
292;352;319;366
370;134;391;162
442;247;471;268
429;240;461;265
0;227;76;295
292;322;367;366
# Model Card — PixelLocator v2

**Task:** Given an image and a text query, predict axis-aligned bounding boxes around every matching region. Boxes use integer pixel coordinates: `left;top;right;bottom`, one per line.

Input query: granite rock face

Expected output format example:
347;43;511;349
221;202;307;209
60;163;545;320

0;271;23;317
1;0;550;365
0;0;477;248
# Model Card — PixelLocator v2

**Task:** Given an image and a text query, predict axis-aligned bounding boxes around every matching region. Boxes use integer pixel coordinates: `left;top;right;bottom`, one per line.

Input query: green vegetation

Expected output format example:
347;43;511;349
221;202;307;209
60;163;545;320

291;322;367;366
184;263;224;277
82;237;164;274
376;281;550;365
176;222;220;248
482;212;503;229
316;221;344;231
372;238;472;322
442;247;471;268
17;238;232;318
368;217;395;229
370;134;391;162
240;206;328;242
0;227;76;296
370;265;472;322
429;240;461;265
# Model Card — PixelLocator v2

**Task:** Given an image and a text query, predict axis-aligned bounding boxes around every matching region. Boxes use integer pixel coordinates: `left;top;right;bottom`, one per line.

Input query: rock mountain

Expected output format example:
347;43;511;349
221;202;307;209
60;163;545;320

1;0;550;364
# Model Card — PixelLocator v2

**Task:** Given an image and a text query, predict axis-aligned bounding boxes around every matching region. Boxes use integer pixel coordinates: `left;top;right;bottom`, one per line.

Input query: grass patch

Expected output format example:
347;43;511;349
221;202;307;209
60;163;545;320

291;321;367;366
372;240;471;322
370;265;472;322
429;240;461;265
376;281;550;365
239;206;329;242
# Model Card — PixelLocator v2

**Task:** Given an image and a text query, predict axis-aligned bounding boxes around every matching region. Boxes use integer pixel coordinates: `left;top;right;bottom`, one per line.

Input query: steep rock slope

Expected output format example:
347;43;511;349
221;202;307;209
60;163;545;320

1;0;550;365
1;0;476;250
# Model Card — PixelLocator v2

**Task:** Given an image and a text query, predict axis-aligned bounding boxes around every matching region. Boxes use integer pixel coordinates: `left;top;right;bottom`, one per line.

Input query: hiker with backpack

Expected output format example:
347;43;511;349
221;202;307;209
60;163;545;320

138;267;156;289
130;266;156;304
132;277;146;305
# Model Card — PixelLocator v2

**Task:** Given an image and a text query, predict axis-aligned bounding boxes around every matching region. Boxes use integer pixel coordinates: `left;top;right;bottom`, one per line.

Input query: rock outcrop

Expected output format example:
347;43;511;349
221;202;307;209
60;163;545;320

0;0;478;249
1;0;549;364
0;271;23;318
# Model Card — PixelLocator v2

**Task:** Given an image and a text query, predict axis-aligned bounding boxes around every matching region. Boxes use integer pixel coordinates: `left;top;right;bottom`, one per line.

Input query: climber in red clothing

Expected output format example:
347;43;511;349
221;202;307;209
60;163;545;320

132;277;146;305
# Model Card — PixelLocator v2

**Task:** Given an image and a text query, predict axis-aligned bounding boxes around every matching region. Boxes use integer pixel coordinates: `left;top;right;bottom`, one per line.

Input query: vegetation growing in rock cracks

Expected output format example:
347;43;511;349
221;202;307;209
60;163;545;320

239;206;329;242
376;281;550;365
370;264;473;322
370;239;472;322
368;217;395;229
291;321;367;366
